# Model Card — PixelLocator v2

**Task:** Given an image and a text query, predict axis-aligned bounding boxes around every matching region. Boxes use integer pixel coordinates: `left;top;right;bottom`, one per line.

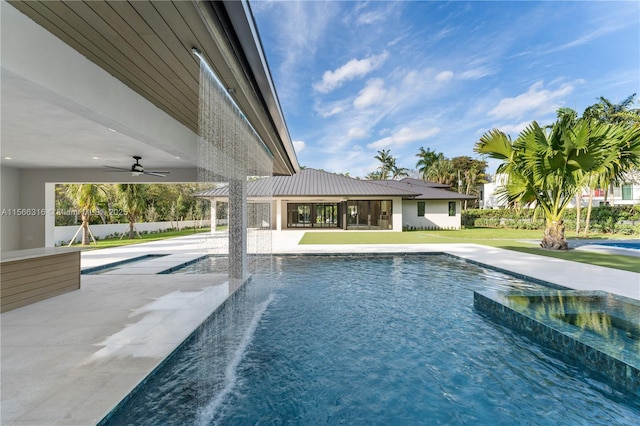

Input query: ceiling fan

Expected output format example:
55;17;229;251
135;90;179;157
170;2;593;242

104;156;169;177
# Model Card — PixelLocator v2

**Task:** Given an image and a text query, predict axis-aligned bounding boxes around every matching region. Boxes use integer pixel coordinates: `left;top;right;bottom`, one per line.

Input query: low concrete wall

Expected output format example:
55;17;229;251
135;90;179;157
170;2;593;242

55;220;211;245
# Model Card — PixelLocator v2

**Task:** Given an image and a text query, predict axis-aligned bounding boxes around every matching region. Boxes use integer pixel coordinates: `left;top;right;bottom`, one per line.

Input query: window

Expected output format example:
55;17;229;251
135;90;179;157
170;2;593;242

622;184;633;201
448;201;456;217
417;201;425;217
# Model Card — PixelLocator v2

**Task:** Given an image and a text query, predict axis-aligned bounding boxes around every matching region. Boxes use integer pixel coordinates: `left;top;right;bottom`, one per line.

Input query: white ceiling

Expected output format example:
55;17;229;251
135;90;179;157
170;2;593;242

1;71;195;172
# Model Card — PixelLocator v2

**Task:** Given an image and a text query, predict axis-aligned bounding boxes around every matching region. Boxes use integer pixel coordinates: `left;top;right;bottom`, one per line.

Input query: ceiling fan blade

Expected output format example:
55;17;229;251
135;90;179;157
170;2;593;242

144;171;169;177
103;165;130;172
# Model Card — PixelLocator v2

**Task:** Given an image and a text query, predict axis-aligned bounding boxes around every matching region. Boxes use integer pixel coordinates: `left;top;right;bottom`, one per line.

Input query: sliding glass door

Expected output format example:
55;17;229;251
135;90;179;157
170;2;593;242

346;200;392;230
287;203;340;228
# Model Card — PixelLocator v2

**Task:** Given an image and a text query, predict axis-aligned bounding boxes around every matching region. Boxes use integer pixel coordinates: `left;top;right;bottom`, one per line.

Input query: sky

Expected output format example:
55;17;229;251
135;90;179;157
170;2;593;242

250;0;640;178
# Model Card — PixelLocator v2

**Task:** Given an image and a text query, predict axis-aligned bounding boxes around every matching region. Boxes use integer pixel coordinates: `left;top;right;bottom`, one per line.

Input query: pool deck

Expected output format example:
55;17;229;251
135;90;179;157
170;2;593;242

1;231;639;425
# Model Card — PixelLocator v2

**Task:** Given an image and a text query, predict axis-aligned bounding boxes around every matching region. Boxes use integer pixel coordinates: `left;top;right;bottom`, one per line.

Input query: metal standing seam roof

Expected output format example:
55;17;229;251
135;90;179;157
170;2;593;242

375;179;478;200
194;168;476;200
396;177;451;188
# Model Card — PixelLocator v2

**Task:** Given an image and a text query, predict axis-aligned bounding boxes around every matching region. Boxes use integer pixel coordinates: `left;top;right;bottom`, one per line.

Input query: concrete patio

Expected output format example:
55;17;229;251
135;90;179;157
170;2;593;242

1;231;638;425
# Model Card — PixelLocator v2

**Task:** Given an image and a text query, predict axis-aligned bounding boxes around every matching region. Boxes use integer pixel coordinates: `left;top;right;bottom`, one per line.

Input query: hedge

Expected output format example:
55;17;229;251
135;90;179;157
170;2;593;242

462;205;640;235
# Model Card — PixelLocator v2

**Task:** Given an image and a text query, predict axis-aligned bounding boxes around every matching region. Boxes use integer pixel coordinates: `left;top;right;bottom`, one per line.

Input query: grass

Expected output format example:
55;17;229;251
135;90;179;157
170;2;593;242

69;227;213;250
299;228;640;273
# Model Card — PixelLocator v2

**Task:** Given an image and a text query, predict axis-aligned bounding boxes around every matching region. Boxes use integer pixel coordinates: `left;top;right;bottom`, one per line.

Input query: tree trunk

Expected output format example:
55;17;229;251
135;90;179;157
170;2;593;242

81;214;90;245
575;193;581;234
584;191;594;236
540;220;568;250
128;221;135;239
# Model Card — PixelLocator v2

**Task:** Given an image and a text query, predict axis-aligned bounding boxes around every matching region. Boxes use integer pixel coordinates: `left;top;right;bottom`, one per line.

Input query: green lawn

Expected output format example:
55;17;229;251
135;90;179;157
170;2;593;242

299;228;640;273
70;227;213;250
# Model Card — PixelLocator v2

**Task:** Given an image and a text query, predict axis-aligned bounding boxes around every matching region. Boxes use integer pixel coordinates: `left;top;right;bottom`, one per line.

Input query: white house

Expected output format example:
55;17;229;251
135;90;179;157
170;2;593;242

481;174;640;208
196;169;477;231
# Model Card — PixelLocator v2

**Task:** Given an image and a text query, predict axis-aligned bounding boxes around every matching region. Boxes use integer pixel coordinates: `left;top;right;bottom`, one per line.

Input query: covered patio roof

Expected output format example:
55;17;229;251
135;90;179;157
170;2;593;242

2;0;299;176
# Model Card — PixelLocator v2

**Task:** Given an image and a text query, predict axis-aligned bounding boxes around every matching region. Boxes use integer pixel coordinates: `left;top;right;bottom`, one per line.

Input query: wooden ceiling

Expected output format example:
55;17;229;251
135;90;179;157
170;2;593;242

8;0;298;176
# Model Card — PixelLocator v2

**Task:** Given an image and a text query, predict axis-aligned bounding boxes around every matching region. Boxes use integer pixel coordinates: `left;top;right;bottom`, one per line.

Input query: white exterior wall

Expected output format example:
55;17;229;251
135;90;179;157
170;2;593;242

1;166;22;250
482;174;640;209
54;220;210;245
402;200;462;229
391;197;403;231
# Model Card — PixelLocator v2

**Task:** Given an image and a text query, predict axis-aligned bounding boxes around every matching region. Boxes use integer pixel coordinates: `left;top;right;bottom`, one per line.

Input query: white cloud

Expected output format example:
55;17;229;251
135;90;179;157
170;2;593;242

313;52;389;93
347;127;368;139
353;78;387;109
292;140;306;153
435;71;454;82
320;105;344;118
367;127;441;150
353;1;402;26
493;121;533;135
488;81;575;120
251;1;340;110
459;65;496;80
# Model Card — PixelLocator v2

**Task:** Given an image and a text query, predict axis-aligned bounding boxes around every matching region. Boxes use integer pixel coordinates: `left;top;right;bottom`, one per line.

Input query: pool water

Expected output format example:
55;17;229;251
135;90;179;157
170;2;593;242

102;255;640;425
599;241;640;250
81;254;168;274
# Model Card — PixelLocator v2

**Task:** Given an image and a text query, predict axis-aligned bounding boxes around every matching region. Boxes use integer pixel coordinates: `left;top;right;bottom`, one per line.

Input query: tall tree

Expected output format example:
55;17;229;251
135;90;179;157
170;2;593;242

583;93;639;125
117;184;148;239
366;170;383;180
475;108;640;250
415;147;444;180
451;156;488;194
65;184;105;245
426;158;455;185
374;149;394;180
582;94;640;233
389;158;409;180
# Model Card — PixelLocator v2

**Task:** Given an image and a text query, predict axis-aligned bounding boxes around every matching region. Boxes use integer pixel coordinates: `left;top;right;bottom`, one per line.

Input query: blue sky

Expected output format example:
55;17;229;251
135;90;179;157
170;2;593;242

250;0;640;177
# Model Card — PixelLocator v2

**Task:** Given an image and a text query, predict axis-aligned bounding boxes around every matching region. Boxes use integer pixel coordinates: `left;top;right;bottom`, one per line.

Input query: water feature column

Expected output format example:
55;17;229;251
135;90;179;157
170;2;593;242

194;47;273;283
228;179;247;279
210;197;217;234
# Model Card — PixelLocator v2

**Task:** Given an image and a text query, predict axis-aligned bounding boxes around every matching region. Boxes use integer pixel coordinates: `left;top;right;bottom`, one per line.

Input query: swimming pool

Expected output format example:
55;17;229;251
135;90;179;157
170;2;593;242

81;254;168;274
599;241;640;250
101;255;640;425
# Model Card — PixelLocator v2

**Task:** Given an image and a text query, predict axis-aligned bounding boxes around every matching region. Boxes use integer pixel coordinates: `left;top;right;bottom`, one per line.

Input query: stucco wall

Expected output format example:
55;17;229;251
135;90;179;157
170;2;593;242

402;199;461;229
1;166;22;250
54;220;210;245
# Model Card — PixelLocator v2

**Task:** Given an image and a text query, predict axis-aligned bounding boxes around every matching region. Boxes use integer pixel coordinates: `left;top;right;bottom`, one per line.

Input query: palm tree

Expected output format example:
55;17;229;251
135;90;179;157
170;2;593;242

583;93;639;125
426;158;455;185
415;147;443;180
581;94;640;232
462;165;486;209
474;108;640;250
117;184;148;238
389;158;409;180
366;170;383;180
374;149;394;180
65;184;105;245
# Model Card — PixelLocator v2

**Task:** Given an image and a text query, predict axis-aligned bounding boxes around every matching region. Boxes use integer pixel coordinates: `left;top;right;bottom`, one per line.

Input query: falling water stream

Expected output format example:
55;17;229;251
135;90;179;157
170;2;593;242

194;52;275;419
196;52;274;278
